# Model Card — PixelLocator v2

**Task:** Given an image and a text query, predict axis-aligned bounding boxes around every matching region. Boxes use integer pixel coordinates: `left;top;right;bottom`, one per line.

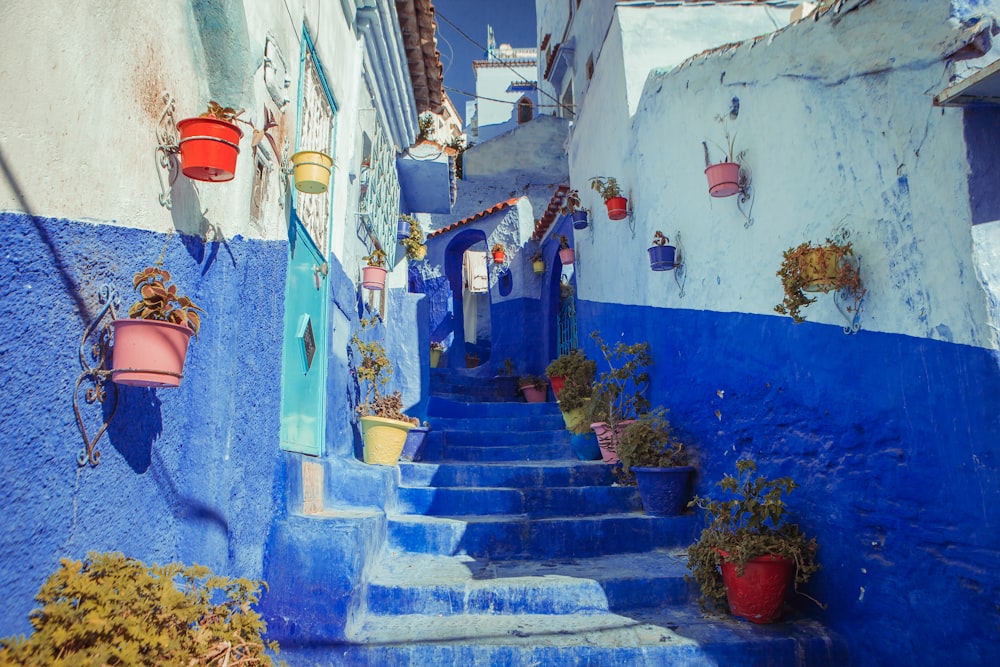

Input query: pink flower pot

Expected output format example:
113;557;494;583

558;248;575;265
362;266;387;290
705;162;741;197
111;319;193;388
589;420;635;463
519;385;547;403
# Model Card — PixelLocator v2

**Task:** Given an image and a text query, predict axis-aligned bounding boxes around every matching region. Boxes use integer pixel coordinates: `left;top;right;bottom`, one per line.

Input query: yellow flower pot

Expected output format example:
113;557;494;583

291;150;333;194
559;399;590;431
360;416;414;465
800;247;843;293
533;260;545;274
430;348;442;368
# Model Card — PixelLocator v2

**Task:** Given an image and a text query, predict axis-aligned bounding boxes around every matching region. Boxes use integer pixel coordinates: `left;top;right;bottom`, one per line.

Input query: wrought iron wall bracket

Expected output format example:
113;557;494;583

73;285;121;466
831;227;863;335
155;92;181;209
673;230;686;298
736;157;754;229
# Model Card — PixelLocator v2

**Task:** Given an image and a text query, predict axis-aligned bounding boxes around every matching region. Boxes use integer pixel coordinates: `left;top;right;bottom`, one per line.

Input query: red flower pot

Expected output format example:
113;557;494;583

111;319;194;388
718;550;795;624
362;266;387;290
705;162;741;197
605;196;628;220
177;117;243;182
549;375;566;398
493;251;506;264
558;248;575;265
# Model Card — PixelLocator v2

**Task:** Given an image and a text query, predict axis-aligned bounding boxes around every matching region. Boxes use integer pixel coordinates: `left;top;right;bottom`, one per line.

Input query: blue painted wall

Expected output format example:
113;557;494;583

576;300;1000;665
0;212;287;636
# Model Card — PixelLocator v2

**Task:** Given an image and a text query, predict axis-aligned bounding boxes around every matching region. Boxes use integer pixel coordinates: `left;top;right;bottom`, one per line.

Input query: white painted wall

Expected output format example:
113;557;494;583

570;0;998;349
474;61;537;130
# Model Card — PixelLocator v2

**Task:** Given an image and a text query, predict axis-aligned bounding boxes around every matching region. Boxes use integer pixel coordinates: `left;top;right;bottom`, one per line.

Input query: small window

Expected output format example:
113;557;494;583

517;97;533;124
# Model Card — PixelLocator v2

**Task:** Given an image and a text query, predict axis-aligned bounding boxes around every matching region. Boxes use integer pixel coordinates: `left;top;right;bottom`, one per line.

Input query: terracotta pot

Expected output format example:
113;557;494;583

361;266;387;290
177;117;243;182
111;319;193;388
718;549;795;624
705;162;741;197
558;248;575;265
360;416;415;465
519;384;547;403
605;196;628;220
493;251;505;264
549;375;566;398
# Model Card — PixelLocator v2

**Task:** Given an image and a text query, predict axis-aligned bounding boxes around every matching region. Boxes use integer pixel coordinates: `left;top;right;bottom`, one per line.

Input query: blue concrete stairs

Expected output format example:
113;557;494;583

312;383;846;666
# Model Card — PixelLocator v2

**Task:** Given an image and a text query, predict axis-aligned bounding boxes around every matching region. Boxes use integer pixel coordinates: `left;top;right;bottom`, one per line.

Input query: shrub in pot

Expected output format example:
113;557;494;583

178;101;246;182
561;188;589;229
545;349;596;429
589;176;628;220
702;115;742;197
589;331;651;463
400;214;427;261
775;237;864;324
616;408;695;516
687;459;821;624
648;231;677;271
518;374;547;403
557;235;575;265
361;248;388;291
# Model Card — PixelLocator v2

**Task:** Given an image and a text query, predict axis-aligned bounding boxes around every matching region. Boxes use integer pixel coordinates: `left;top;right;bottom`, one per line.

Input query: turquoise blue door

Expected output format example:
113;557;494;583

280;32;336;456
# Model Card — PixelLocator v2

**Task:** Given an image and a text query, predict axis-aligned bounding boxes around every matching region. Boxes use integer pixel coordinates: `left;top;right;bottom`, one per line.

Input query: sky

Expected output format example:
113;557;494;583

432;0;538;124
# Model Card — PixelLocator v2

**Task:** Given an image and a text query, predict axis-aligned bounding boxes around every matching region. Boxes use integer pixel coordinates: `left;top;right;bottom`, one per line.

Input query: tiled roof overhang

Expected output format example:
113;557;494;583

395;0;444;112
427;198;520;238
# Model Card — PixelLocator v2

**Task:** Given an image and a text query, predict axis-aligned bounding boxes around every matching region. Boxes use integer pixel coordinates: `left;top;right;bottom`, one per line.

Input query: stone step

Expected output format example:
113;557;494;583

322;606;847;667
365;549;693;616
427;396;560;419
387;512;698;559
428;414;567;432
398;460;616;488
440;441;573;462
395;484;641;517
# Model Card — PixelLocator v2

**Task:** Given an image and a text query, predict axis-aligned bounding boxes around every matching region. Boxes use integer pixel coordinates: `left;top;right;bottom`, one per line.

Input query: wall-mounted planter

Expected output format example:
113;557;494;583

111;319;193;388
559;248;575;265
177;117;243;182
291;150;333;194
532;259;545;274
705;162;741;198
568;210;589;229
430;347;442;368
605;197;628;220
397;217;409;240
798;247;842;292
492;251;506;264
648;244;677;271
361;266;387;290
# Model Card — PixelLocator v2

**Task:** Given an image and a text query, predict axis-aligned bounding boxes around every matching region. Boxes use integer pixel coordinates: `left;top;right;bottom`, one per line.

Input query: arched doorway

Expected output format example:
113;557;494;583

444;229;493;369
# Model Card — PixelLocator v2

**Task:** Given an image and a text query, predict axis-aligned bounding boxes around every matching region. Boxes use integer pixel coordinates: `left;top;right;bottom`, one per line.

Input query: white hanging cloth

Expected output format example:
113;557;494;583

463;250;489;293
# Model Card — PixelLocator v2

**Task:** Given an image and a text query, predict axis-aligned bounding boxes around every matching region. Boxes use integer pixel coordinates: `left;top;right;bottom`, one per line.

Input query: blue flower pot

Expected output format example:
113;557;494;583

400;427;430;462
570;432;602;461
397;218;409;241
569;210;589;230
648;245;676;271
632;466;694;516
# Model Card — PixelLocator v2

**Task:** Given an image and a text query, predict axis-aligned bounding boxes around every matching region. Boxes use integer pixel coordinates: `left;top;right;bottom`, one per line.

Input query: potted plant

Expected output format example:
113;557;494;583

702;116;742;197
545;348;595;401
291;149;333;194
616;409;695;516
399;214;427;261
361;248;388;291
562;189;589;230
588;331;651;463
491;243;506;264
429;341;444;368
558;235;574;265
775;237;864;323
648;231;677;271
400;420;431;462
517;374;547;403
494;358;519;400
687;459;821;624
111;266;204;388
589;176;628;220
353;318;418;465
178;101;245;182
530;250;545;274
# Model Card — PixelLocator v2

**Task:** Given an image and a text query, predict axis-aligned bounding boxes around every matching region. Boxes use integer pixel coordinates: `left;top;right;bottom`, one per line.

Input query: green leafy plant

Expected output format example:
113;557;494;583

775;238;864;324
128;267;205;337
702;114;740;167
558;235;570;250
491;243;505;256
561;189;584;215
588;331;651;431
417;112;436;141
589;176;622;201
364;248;387;268
498;358;516;377
399;215;426;260
545;349;596;413
0;551;281;666
617;408;692;478
651;231;669;247
200;101;246;125
352;317;416;424
686;459;821;612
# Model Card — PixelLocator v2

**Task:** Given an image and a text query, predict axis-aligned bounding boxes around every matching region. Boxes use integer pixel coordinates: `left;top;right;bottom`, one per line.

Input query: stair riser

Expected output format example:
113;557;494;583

427;397;561;419
428;416;567;431
443;443;573;462
396;486;641;517
366;580;612;616
441;430;570;446
388;516;698;559
399;462;616;488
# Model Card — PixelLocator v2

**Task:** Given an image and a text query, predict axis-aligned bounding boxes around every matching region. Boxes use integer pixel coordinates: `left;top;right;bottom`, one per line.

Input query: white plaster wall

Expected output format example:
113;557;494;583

474;63;537;130
575;0;996;349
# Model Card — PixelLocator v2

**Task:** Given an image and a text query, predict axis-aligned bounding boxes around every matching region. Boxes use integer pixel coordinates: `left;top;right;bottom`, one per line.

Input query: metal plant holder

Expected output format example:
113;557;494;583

154;92;180;209
73;285;120;466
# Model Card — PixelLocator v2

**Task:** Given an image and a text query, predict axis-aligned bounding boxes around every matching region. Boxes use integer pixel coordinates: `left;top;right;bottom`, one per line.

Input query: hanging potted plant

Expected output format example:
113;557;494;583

775;237;864;323
557;235;574;265
530;250;545;274
589;176;628;220
353;318;418;466
648;231;677;271
687;459;821;624
702;116;742;197
291;149;334;194
177;101;246;182
399;215;427;261
111;266;204;388
429;341;444;368
562;189;589;230
491;243;506;264
517;374;548;403
616;408;695;516
588;331;651;463
397;216;410;241
545;349;596;430
361;248;388;291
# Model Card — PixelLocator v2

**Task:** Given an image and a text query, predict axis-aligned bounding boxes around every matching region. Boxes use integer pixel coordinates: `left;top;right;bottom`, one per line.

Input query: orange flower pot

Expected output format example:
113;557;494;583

177;117;243;182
